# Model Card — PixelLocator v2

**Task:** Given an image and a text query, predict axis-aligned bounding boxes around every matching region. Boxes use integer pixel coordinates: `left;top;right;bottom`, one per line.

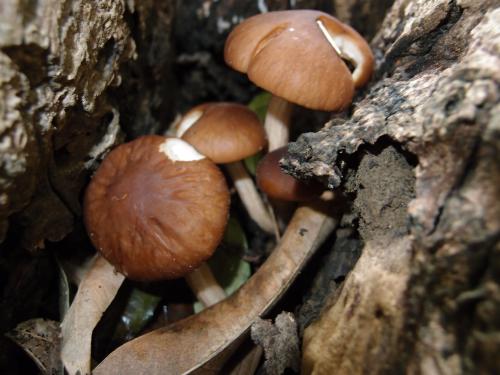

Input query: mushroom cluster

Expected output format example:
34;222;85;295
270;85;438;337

64;8;374;375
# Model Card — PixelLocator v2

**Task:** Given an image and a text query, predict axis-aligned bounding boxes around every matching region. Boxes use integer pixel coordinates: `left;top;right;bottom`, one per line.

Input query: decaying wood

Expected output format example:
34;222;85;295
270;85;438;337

251;312;300;375
93;199;338;374
0;0;135;249
281;1;500;373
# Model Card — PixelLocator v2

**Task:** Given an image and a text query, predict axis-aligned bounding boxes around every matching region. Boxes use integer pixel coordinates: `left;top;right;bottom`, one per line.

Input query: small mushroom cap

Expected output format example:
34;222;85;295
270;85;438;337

177;102;267;164
256;146;324;201
83;135;230;281
224;10;374;110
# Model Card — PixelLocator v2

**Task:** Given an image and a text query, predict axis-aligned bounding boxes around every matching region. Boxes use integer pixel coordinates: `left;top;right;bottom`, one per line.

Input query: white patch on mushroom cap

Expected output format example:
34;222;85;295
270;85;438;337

176;109;204;137
159;138;205;162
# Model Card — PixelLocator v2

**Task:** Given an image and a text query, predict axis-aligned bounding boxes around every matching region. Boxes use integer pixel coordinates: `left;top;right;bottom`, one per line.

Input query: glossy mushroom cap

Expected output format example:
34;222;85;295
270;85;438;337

224;10;374;111
176;102;267;164
256;146;324;201
83;135;230;281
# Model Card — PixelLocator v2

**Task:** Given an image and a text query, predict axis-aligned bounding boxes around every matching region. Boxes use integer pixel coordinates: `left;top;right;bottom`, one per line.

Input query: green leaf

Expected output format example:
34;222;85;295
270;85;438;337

113;289;161;341
248;91;272;123
194;217;251;313
243;152;263;176
223;217;248;250
245;92;271;176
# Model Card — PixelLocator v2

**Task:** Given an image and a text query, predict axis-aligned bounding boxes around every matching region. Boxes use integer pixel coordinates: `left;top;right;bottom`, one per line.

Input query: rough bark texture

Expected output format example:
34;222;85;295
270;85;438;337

0;0;135;249
284;0;500;373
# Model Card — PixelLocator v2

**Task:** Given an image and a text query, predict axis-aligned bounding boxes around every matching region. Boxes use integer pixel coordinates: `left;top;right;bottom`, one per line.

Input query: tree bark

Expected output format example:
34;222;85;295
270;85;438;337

284;1;500;373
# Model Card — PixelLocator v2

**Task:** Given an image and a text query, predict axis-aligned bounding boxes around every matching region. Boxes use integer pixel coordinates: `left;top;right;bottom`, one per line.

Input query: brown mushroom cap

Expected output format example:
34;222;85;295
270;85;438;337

224;10;374;110
83;135;230;281
256;146;324;201
177;102;267;164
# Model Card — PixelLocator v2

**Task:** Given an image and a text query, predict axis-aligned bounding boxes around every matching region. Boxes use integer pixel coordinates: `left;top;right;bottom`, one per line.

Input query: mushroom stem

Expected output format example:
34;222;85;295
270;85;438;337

185;262;226;308
225;161;276;235
264;95;294;152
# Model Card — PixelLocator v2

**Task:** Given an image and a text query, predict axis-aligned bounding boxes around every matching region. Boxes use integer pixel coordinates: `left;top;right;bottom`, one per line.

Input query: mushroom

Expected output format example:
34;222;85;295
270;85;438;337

62;136;230;375
224;10;374;151
255;146;324;233
176;102;276;235
84;135;230;298
256;146;324;202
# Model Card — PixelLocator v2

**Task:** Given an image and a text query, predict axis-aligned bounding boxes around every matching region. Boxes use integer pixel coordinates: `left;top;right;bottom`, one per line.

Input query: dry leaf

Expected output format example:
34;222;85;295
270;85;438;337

60;254;125;375
228;345;263;375
6;318;61;375
55;257;70;319
94;196;338;375
251;312;300;375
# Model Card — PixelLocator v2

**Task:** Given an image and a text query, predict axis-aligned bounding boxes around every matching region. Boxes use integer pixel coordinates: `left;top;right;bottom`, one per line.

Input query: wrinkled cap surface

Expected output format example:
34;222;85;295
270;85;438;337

177;102;267;164
224;10;374;110
256;146;324;201
84;135;230;281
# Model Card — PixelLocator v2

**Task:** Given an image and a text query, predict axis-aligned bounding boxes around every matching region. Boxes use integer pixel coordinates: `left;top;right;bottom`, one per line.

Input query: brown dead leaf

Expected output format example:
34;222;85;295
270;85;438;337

251;312;300;375
93;196;338;375
60;254;125;375
228;345;263;375
6;318;61;375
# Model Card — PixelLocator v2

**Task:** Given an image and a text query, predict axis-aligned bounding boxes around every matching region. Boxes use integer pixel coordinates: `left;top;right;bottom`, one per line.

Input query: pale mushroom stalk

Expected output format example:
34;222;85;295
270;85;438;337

185;262;226;307
226;161;276;235
264;95;294;152
94;191;339;375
